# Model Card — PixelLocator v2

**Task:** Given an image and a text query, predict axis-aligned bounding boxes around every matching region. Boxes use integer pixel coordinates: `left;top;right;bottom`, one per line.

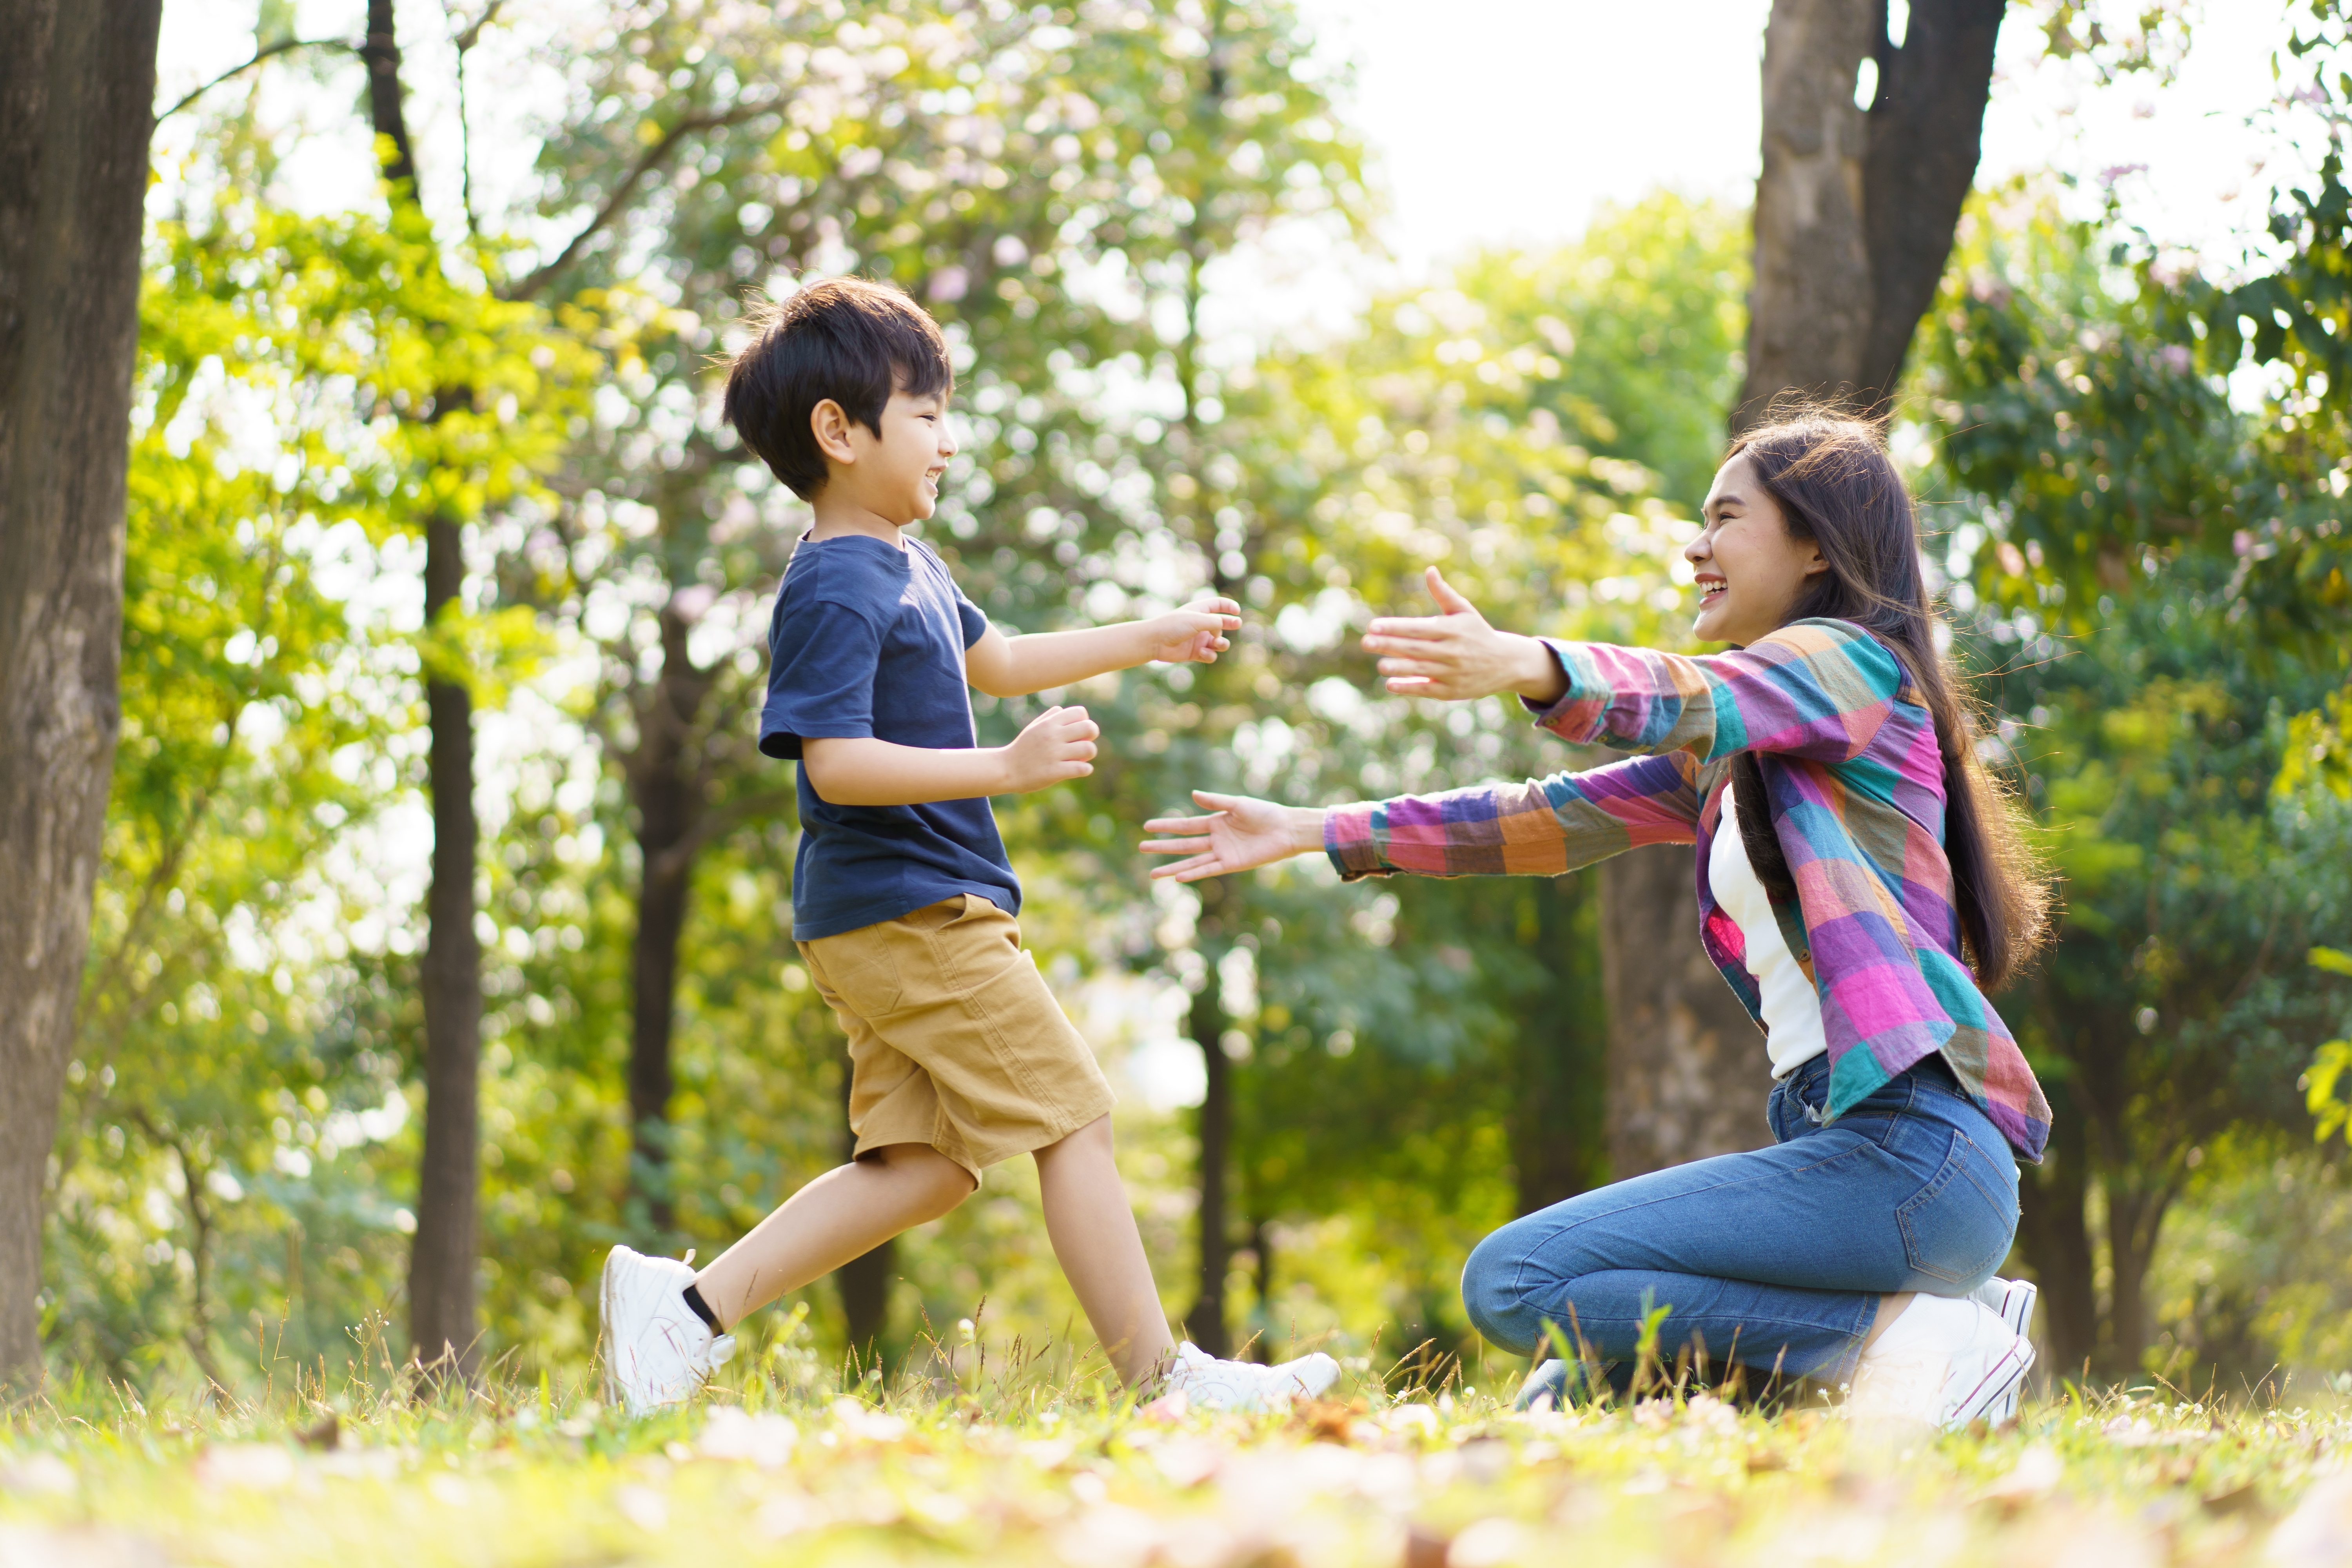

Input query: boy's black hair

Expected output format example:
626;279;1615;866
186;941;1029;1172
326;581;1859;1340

720;276;954;500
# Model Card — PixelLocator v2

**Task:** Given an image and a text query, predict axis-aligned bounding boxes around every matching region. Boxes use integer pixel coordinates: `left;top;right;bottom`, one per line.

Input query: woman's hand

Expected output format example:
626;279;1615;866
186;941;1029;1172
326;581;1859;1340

1140;791;1327;882
1362;566;1568;704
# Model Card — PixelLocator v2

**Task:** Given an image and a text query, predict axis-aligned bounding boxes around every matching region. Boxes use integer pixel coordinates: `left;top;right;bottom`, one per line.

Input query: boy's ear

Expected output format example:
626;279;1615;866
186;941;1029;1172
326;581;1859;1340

810;398;859;465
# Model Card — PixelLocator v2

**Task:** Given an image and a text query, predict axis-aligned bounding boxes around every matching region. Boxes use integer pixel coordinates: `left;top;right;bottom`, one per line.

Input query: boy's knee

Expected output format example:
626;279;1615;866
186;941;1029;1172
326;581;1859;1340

920;1156;978;1218
871;1144;975;1218
1036;1113;1113;1161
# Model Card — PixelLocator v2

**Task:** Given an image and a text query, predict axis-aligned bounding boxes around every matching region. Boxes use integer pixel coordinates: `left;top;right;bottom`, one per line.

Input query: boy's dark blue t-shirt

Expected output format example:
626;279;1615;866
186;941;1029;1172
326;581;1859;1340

759;533;1019;941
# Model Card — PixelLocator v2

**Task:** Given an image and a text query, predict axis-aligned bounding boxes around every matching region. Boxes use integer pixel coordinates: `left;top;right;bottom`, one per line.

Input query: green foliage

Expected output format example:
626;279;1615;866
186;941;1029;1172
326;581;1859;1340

48;130;600;1379
1916;176;2352;1377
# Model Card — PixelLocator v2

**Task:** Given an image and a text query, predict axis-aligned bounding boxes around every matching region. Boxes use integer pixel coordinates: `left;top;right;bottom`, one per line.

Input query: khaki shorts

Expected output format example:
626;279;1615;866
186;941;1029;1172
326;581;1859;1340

799;894;1115;1183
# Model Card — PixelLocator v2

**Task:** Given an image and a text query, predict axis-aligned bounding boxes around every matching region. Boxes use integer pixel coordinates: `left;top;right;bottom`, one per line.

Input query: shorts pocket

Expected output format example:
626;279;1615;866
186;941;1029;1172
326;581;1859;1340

1896;1129;2017;1287
809;930;903;1019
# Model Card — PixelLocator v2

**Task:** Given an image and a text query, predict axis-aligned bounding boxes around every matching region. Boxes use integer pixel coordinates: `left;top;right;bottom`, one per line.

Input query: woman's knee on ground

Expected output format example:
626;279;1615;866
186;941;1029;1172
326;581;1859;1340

1461;1222;1553;1356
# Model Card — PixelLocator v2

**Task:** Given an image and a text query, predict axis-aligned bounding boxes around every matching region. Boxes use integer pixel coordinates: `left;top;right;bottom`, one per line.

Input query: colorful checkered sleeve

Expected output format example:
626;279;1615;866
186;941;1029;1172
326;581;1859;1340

1324;751;1704;881
1524;619;1909;765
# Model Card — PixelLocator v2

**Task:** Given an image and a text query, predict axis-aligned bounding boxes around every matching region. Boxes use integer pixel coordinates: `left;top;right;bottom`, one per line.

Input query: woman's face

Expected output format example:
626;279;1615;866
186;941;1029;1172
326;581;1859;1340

1688;453;1828;646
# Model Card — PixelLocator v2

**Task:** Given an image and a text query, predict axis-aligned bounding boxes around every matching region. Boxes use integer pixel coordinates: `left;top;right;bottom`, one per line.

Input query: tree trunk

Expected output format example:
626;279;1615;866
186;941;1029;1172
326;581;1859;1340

361;0;417;195
1742;0;1877;421
2016;1085;2096;1381
410;514;481;1375
1856;0;2007;403
0;0;161;1388
624;599;716;1237
1187;954;1232;1359
835;1063;893;1359
1510;874;1610;1211
363;0;484;1380
1740;0;2007;420
2104;1182;2168;1377
1599;849;1771;1177
1597;0;2012;1185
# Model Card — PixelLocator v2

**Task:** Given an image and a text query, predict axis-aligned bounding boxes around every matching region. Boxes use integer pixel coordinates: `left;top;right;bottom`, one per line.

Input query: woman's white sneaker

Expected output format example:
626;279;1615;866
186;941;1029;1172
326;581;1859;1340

1849;1294;2033;1432
1163;1341;1340;1412
599;1245;737;1416
1969;1276;2038;1423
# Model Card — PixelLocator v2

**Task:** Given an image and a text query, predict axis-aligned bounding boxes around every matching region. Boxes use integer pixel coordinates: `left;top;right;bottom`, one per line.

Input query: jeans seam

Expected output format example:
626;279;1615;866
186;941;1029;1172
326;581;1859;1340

1498;1138;1889;1310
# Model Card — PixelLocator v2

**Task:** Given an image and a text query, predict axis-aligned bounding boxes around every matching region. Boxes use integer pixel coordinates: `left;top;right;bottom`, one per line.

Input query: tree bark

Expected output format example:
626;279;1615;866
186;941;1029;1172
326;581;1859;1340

1187;944;1232;1359
1857;0;2007;403
1600;0;2011;1185
410;514;481;1375
1742;0;1877;422
1739;0;2009;422
624;598;717;1236
835;1063;894;1359
2016;1086;2096;1379
0;0;161;1387
1599;850;1772;1177
361;0;416;196
1510;874;1610;1212
361;0;484;1379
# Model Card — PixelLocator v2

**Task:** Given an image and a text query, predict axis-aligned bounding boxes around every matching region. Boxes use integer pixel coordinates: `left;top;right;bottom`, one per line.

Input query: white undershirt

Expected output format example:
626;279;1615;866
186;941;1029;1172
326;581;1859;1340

1709;783;1830;1080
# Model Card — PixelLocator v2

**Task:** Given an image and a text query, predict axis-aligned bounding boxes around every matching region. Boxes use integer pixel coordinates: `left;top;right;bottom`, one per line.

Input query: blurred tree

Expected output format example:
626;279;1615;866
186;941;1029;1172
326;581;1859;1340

1918;187;2352;1375
0;0;163;1387
1606;0;2199;1184
1153;197;1740;1355
509;0;1367;1359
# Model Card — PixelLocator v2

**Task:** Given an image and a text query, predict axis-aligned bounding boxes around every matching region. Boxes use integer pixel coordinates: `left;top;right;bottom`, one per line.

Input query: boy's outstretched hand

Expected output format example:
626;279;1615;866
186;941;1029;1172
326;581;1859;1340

1002;704;1100;793
1361;566;1568;703
1140;791;1326;882
1142;597;1243;665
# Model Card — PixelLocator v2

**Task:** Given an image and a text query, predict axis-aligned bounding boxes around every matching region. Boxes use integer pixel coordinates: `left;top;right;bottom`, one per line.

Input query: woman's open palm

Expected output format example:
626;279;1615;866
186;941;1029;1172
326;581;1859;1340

1140;791;1317;882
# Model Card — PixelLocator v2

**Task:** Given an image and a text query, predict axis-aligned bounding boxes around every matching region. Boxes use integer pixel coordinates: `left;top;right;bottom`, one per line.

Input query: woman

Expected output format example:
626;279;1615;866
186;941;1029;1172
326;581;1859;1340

1141;414;2053;1428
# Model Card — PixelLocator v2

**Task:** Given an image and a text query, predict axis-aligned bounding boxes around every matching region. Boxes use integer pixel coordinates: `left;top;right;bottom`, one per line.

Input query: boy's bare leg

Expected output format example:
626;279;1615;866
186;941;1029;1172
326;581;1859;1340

1033;1114;1175;1388
693;1143;974;1329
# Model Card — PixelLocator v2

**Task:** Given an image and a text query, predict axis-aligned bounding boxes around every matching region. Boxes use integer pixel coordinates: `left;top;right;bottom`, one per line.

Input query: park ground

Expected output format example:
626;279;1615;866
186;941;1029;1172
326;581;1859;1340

6;1341;2352;1568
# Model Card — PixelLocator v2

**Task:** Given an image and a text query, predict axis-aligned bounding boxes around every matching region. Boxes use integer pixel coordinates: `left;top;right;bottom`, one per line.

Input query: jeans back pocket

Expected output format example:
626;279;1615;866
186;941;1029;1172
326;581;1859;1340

1895;1128;2018;1289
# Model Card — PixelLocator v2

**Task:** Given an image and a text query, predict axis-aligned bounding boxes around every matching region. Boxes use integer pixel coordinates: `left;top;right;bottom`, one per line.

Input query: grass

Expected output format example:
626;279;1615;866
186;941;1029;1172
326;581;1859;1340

5;1325;2350;1567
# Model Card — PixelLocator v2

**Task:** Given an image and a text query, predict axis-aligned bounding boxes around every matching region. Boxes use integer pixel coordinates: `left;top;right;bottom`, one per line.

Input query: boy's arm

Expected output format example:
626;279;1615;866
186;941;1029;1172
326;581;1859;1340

802;705;1100;806
964;598;1241;697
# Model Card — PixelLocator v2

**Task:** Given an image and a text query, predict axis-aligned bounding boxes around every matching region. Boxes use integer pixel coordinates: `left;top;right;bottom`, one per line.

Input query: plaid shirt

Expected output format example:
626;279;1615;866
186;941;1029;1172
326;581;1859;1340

1325;617;2051;1161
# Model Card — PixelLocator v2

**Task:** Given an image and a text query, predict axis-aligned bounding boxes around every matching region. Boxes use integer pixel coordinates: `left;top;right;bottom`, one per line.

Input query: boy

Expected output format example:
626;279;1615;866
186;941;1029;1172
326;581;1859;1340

599;277;1338;1415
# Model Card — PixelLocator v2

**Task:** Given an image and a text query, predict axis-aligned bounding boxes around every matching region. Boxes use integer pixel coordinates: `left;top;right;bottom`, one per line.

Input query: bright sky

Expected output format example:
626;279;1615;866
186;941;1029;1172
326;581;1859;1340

1291;0;2303;278
155;1;2311;280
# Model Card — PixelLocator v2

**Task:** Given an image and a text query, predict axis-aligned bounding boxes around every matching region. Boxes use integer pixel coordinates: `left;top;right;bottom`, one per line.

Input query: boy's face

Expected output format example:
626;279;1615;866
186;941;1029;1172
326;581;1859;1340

819;387;956;525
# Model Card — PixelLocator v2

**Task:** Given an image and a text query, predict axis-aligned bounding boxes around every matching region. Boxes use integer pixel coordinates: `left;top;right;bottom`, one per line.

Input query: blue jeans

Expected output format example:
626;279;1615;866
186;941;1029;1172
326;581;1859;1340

1462;1053;2021;1388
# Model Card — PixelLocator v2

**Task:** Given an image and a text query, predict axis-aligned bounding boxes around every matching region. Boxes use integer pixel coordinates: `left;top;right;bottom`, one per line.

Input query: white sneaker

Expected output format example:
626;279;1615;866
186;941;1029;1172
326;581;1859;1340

1848;1296;2034;1432
599;1245;737;1416
1162;1341;1340;1412
1969;1276;2038;1423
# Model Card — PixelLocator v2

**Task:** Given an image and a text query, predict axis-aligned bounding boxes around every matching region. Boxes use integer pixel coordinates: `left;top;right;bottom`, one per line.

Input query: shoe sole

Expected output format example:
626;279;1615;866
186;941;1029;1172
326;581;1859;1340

1275;1353;1339;1401
1944;1334;2034;1430
601;1246;676;1416
1994;1280;2037;1423
599;1246;629;1409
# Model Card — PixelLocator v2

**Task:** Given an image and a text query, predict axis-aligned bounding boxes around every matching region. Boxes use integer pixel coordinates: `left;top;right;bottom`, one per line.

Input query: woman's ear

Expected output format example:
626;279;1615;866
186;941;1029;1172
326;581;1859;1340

1802;543;1830;577
810;398;858;465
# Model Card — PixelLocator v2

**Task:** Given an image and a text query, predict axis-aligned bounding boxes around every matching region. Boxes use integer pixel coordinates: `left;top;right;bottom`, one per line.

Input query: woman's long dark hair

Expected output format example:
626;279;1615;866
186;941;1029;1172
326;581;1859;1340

1722;410;2051;993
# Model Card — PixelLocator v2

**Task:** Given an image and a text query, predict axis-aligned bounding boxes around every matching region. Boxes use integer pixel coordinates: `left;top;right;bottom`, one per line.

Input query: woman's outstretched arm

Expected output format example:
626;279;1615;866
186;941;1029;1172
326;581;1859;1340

1365;565;1913;766
1142;750;1707;885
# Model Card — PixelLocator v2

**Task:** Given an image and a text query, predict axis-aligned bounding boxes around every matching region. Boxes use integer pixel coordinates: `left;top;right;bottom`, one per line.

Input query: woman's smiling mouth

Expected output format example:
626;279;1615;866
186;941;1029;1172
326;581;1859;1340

1697;574;1727;606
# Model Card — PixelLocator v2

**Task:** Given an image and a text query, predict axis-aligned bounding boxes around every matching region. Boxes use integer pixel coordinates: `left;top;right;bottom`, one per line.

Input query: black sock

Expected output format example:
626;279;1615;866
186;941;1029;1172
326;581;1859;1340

681;1282;719;1332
